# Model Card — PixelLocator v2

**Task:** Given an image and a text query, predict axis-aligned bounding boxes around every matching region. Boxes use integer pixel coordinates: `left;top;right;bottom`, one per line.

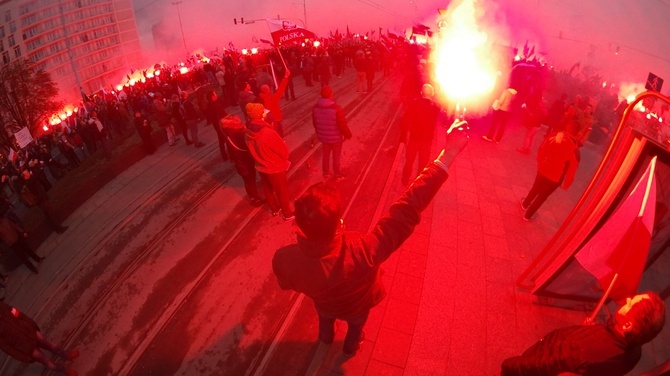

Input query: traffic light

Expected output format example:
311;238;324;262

241;17;244;24
234;18;237;25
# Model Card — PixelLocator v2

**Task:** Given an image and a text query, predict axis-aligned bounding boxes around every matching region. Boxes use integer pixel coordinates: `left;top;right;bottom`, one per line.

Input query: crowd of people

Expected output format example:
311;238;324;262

0;25;666;375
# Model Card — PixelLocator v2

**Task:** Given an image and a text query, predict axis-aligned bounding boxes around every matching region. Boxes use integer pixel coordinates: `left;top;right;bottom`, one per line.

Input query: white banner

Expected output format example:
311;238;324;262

14;127;34;149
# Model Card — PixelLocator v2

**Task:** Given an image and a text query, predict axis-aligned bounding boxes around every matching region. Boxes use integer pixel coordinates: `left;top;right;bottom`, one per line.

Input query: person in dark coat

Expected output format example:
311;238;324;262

133;110;155;155
20;170;67;234
204;90;230;162
312;86;352;181
220;115;263;207
272;121;468;357
0;218;43;273
170;94;192;145
0;301;79;375
501;292;665;376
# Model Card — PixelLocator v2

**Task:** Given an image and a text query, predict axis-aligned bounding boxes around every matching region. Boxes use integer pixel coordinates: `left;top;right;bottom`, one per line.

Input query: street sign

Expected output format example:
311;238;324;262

645;72;664;92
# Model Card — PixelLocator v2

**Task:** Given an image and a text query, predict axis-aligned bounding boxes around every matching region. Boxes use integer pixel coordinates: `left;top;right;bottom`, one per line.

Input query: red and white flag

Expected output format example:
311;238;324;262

266;19;316;46
8;147;17;163
575;157;657;301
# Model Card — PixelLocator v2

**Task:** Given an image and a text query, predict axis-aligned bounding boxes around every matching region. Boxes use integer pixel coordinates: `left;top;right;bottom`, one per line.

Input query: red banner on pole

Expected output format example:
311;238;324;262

266;19;316;46
575;157;657;301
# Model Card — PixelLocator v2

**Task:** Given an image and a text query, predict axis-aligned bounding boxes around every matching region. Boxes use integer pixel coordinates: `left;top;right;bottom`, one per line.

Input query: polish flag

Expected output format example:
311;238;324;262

8;147;17;163
575;157;657;301
266;19;316;46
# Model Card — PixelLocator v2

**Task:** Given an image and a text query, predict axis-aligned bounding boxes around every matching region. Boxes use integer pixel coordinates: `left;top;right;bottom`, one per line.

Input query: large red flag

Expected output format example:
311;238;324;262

265;19;316;46
575;157;657;301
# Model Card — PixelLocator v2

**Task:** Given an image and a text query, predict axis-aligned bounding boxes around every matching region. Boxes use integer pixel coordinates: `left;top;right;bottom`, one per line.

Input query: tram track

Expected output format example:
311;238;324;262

120;77;395;375
0;71;394;376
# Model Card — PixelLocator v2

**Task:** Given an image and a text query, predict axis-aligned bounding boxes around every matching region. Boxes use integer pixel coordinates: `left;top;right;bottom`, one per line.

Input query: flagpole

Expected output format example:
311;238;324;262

269;60;278;90
585;273;619;324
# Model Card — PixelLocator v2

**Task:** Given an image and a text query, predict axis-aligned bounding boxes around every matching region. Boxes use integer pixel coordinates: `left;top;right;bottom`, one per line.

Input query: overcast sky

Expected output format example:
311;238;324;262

131;0;670;91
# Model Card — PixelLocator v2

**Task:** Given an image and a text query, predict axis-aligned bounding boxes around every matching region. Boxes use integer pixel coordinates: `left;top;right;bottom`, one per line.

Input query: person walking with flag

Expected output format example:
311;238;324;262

259;70;291;137
501;291;665;376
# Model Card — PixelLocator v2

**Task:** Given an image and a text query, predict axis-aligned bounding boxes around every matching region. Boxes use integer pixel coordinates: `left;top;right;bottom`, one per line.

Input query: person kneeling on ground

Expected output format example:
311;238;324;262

501;291;666;376
272;120;469;357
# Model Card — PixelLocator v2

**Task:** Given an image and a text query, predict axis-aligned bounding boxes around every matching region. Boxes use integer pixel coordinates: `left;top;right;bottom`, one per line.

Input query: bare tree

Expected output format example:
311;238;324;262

0;58;62;144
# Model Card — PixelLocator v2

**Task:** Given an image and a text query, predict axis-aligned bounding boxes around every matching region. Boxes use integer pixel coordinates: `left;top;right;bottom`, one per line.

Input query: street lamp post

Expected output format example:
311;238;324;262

172;1;188;53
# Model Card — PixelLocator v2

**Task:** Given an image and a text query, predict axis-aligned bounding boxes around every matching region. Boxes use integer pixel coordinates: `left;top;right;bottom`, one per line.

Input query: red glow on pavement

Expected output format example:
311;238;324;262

432;0;497;104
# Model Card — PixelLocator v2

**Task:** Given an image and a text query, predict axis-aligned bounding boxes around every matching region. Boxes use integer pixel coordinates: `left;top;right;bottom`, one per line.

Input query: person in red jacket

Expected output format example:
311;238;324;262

520;123;580;221
259;69;291;137
244;103;293;220
400;83;449;185
272;121;468;356
0;301;79;375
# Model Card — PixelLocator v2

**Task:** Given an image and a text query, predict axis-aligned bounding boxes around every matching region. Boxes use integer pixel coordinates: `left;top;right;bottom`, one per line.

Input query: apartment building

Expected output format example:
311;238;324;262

0;0;144;103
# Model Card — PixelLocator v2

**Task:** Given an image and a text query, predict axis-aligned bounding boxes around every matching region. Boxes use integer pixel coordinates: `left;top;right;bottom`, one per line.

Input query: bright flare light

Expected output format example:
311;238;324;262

242;49;249;55
251;47;258;54
116;85;123;91
313;41;321;48
43;125;49;131
433;0;497;102
179;66;189;74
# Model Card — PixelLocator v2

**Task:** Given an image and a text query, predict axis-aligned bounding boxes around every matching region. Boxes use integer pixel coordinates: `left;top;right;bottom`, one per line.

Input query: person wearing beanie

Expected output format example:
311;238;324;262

259;69;291;137
312;85;351;181
244;103;294;220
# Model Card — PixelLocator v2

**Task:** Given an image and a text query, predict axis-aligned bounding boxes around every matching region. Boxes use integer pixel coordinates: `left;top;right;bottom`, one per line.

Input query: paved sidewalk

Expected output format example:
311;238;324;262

314;120;670;375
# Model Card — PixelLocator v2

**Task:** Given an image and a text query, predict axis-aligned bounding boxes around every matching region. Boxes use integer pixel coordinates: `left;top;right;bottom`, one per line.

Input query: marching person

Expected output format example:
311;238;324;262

272;120;469;357
259;69;291;137
244;103;293;220
312;85;352;181
400;83;449;185
520;121;580;221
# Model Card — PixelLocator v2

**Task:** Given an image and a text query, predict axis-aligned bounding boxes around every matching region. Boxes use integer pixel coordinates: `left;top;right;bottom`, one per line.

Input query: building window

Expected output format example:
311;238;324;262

5;10;11;23
0;26;4;39
2;51;9;64
0;40;3;52
9;21;16;33
8;35;15;47
13;46;21;58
